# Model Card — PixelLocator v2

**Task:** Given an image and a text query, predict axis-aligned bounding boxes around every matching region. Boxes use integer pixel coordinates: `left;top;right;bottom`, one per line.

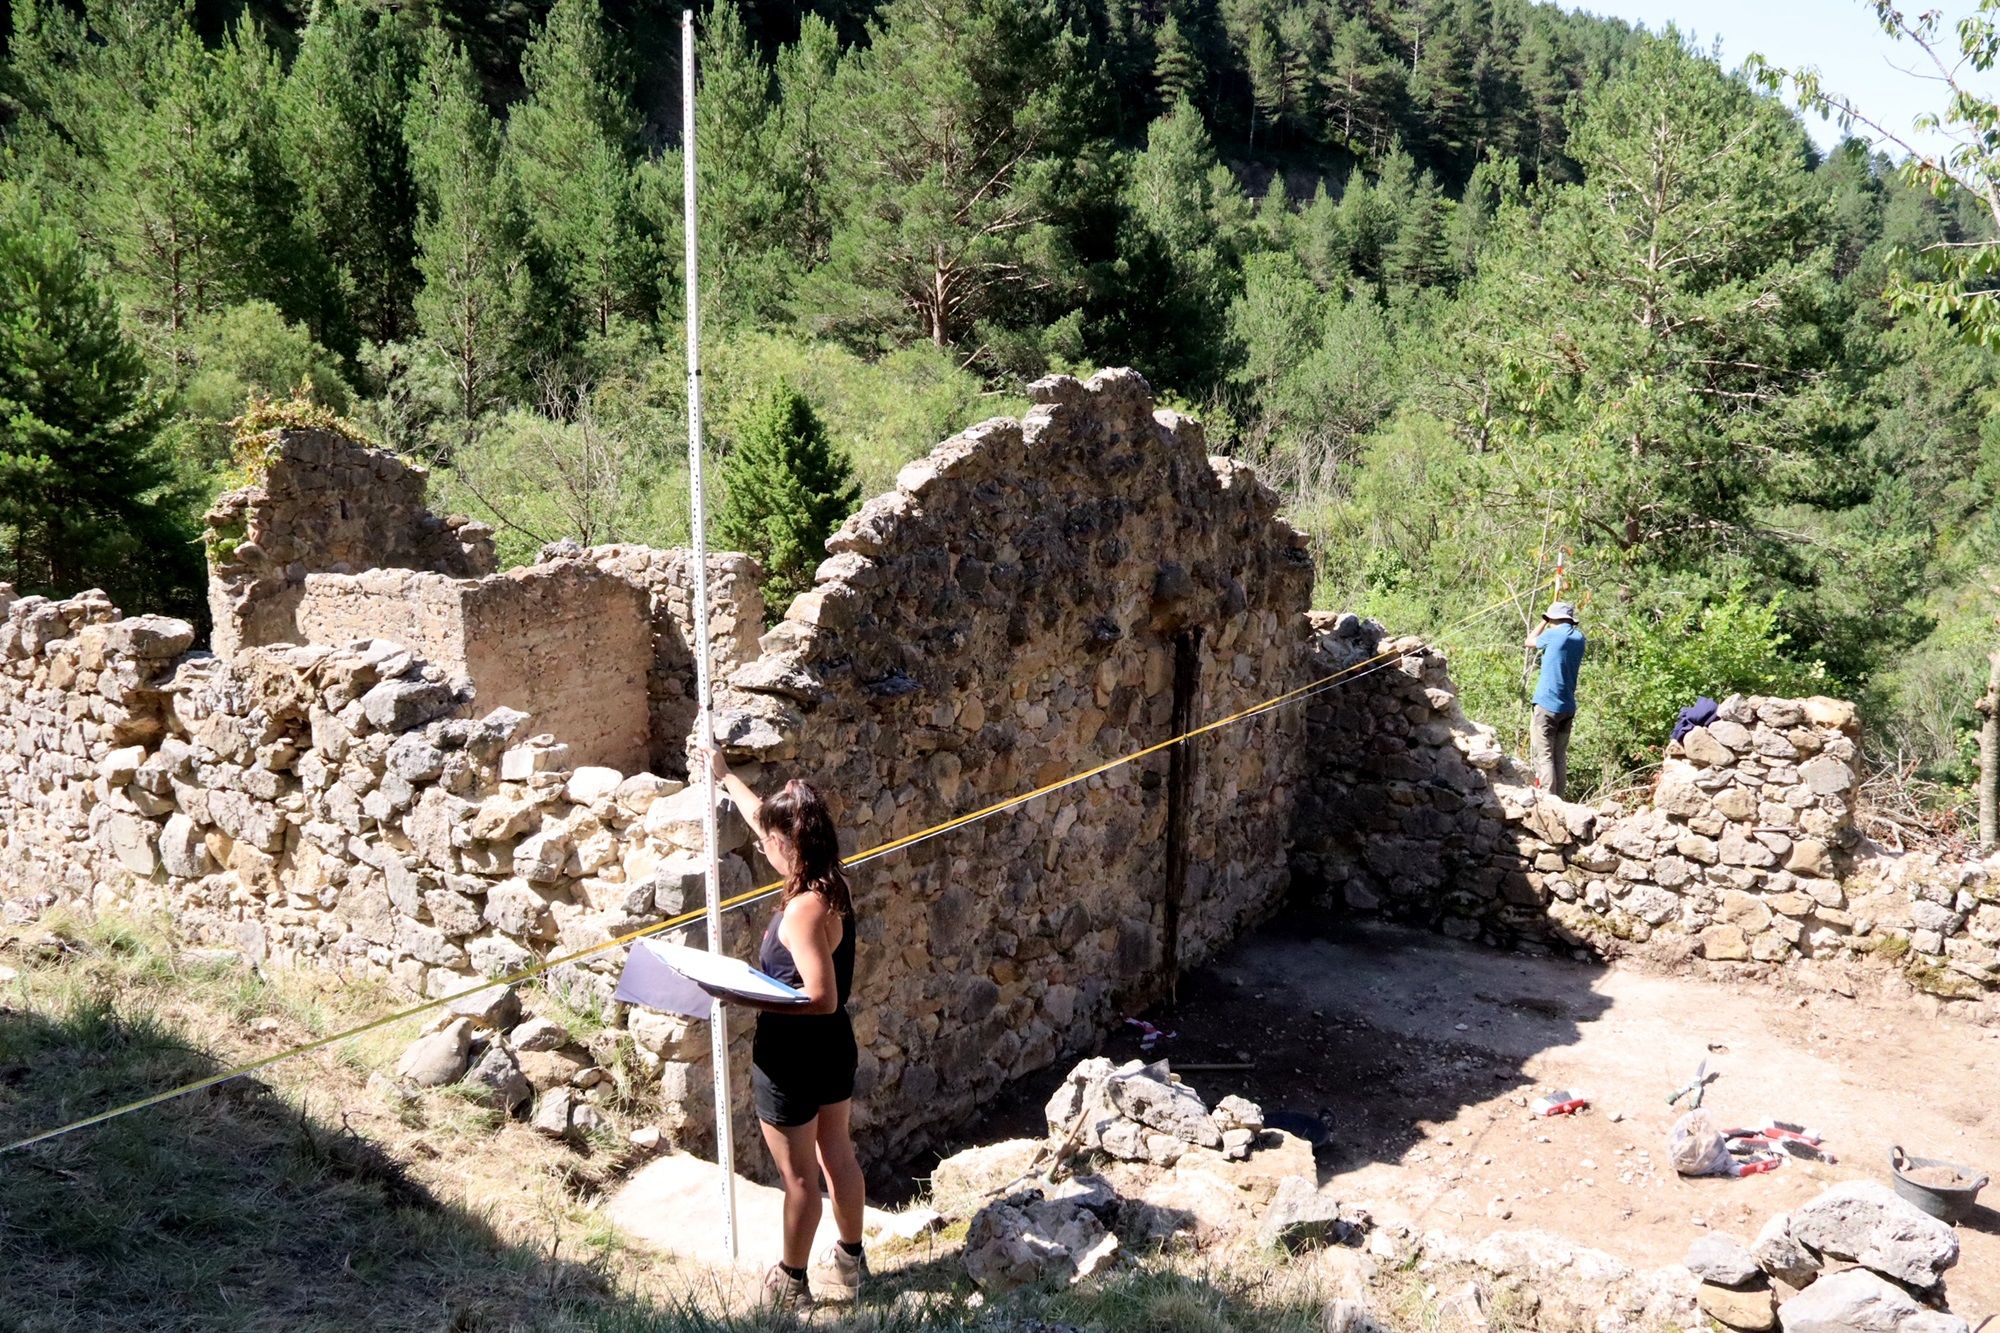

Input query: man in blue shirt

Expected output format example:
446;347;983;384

1525;601;1586;799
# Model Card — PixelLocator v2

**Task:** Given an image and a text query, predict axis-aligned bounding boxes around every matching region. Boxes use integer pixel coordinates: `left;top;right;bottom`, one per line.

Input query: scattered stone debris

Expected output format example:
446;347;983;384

1777;1268;1969;1333
387;988;617;1139
395;1017;471;1087
1259;1175;1370;1253
1657;1178;1974;1333
962;1192;1119;1293
933;1059;1367;1290
1785;1181;1959;1290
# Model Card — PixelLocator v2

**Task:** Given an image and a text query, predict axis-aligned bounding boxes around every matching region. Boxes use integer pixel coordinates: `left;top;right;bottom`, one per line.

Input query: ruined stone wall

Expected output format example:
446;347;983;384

0;369;1320;1169
688;369;1316;1162
0;588;191;905
291;564;654;772
1291;616;2000;1014
205;429;495;658
0;584;752;998
561;545;767;776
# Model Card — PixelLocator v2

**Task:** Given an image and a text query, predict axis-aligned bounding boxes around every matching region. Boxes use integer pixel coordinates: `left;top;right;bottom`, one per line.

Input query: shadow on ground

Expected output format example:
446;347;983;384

0;988;1320;1333
907;903;1613;1192
0;995;629;1332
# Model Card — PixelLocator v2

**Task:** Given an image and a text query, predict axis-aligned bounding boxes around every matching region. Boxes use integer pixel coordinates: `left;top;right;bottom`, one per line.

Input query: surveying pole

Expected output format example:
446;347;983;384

681;7;739;1263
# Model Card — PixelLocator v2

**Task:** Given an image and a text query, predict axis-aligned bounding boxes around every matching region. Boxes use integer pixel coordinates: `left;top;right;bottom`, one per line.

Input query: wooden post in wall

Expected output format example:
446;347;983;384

1161;629;1201;1001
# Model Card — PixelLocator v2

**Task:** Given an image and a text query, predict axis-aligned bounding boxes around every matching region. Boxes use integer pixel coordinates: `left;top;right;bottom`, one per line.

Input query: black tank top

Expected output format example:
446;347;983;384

759;898;855;1010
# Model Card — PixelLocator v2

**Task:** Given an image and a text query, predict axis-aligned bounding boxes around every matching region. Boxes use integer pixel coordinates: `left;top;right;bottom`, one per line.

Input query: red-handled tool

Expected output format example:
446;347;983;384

1531;1090;1590;1117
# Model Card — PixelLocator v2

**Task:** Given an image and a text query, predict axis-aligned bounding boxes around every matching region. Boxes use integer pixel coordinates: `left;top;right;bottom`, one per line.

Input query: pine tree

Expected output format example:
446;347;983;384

773;15;846;272
406;29;529;459
1299;179;1350;291
1465;35;1844;577
1320;15;1402;157
508;0;648;340
1385;168;1449;292
93;19;324;368
1245;23;1283;149
0;198;194;611
715;383;859;614
696;0;789;326
1152;13;1204;113
279;0;422;348
806;0;1096;350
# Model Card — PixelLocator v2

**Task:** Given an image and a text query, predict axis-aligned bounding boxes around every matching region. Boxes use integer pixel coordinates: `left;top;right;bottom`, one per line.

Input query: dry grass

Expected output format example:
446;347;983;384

0;910;1373;1333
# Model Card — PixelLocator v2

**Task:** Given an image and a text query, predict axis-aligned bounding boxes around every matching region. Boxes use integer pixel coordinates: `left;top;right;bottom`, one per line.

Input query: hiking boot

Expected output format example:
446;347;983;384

814;1243;868;1301
761;1264;812;1310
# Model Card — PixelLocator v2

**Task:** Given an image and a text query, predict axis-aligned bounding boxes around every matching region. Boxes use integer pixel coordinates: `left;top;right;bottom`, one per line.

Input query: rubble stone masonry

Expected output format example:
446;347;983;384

2;369;1992;1176
1291;616;1999;1015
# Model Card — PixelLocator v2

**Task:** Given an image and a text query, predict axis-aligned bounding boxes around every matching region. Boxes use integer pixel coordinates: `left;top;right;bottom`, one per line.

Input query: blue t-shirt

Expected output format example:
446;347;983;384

1533;624;1586;715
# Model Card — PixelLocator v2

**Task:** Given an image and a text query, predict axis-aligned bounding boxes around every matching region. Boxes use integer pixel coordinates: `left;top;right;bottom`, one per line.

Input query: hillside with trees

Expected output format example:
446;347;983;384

2;0;1997;820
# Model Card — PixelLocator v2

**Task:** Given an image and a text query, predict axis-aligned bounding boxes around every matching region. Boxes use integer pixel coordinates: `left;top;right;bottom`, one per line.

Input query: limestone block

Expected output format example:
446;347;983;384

1699;924;1750;961
1684;727;1737;766
360;678;457;733
1720;831;1778;868
103;615;195;660
1800;697;1857;732
462;1041;531;1113
962;1195;1118;1293
101;811;158;876
564;766;623;805
1686;1233;1761;1288
157;813;213;878
1788;1182;1958;1288
1786;838;1833;877
514;828;572;885
1713;788;1759;822
469;794;535;842
1707;719;1754;752
485;879;559;940
1799;756;1854;796
1697;1282;1775;1332
1777;1269;1953;1333
396;1018;472;1086
1678;834;1720;865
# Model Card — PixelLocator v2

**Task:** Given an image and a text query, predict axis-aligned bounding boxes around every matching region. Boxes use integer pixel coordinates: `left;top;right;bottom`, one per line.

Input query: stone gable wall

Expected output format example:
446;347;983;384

683;369;1316;1161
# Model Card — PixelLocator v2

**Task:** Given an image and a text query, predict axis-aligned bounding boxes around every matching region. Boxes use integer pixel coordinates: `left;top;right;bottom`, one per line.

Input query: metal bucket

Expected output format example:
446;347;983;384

1890;1145;1988;1224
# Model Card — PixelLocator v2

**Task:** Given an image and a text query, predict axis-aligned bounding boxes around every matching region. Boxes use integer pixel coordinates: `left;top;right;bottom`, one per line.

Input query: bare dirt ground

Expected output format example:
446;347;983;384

1087;909;2000;1322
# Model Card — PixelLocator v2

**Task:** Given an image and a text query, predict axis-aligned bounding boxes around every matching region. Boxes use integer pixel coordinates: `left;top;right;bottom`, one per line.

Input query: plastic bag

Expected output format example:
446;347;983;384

1669;1108;1736;1178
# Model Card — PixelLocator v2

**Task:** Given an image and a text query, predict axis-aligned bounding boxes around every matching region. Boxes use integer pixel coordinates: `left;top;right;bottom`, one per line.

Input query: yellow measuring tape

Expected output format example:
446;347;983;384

1;581;1549;1154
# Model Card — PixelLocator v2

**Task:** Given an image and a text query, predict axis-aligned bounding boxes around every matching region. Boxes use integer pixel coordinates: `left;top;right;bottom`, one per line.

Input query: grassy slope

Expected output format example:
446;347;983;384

0;913;1357;1333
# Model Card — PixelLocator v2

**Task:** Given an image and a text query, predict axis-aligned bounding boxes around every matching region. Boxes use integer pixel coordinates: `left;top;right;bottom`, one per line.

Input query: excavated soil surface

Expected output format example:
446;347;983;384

943;910;2000;1321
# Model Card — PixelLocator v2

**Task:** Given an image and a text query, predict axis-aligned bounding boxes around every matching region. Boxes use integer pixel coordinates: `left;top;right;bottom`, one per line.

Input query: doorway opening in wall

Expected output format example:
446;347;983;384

1161;626;1202;999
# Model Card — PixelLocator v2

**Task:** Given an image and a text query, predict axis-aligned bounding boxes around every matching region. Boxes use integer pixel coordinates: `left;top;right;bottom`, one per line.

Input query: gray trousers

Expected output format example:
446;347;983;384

1531;706;1575;800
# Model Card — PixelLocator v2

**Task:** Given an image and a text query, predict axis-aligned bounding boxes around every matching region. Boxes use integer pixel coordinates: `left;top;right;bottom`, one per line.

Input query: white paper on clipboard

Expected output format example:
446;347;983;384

614;938;810;1019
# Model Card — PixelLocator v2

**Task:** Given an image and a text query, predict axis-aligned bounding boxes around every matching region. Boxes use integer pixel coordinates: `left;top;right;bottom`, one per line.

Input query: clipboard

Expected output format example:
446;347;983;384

614;938;810;1019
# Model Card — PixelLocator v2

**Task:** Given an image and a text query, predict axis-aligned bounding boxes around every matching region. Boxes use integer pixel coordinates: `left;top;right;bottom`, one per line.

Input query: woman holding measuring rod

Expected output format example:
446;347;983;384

699;742;867;1309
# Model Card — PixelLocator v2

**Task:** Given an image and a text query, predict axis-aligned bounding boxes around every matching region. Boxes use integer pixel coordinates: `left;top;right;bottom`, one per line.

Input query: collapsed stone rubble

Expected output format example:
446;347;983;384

1673;1181;1966;1333
946;1058;1365;1293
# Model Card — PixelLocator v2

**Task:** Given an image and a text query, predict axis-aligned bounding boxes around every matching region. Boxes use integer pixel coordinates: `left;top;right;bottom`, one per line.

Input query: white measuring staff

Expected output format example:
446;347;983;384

681;7;739;1262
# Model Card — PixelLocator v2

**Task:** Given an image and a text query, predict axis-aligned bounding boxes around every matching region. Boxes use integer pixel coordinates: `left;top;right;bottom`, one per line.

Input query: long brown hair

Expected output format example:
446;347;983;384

759;779;851;916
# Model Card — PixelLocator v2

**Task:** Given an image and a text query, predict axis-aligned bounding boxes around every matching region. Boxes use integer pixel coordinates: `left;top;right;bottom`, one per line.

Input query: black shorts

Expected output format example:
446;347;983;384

751;1009;858;1128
